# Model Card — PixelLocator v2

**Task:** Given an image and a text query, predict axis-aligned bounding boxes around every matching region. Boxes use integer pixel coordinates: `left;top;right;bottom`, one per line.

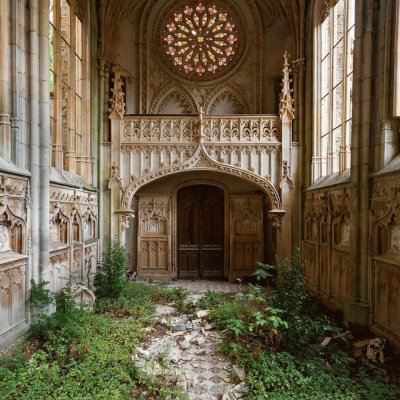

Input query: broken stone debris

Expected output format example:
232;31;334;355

196;309;209;318
353;337;385;364
222;382;249;400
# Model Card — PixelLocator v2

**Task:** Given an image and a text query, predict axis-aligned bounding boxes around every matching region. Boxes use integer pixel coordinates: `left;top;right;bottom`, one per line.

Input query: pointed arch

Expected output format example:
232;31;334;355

150;84;198;115
121;144;281;211
203;85;250;115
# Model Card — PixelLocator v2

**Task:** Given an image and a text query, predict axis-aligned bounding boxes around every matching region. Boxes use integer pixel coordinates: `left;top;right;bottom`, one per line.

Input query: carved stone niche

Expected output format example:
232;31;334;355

49;207;69;246
84;244;97;289
0;207;25;255
82;208;97;242
304;216;318;242
333;216;351;247
374;214;400;257
320;212;329;244
72;211;82;243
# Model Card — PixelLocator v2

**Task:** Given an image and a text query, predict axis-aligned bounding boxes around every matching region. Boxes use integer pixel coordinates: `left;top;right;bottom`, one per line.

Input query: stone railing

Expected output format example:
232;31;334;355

121;115;281;144
119;115;282;191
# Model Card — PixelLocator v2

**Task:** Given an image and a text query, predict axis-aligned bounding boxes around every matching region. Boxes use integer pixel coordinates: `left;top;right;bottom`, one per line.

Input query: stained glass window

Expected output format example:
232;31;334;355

161;2;240;81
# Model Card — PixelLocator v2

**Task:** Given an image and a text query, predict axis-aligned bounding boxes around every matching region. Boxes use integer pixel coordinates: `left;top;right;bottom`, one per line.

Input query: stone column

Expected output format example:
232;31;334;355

0;0;11;161
345;0;372;326
39;0;51;284
30;0;41;283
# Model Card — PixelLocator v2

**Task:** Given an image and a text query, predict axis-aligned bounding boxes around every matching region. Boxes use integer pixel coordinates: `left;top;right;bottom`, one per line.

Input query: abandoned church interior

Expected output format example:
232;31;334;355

1;0;400;358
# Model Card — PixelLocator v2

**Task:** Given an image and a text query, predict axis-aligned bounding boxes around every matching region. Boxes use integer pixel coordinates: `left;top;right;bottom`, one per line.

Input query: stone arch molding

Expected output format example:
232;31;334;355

121;144;281;210
150;84;198;114
203;84;250;115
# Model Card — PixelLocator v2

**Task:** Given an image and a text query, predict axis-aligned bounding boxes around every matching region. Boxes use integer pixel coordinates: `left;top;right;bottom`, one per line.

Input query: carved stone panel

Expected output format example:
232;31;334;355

0;262;26;336
303;241;317;287
373;260;400;337
331;248;349;303
230;195;263;278
137;197;171;278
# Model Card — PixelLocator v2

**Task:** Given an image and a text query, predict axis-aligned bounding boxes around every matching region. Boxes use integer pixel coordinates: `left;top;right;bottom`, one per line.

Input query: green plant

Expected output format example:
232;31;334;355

273;249;308;315
95;241;128;299
0;281;191;400
29;279;55;307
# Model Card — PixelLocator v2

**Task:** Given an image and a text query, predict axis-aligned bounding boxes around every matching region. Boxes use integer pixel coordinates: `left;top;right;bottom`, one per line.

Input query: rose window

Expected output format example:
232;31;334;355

161;2;241;81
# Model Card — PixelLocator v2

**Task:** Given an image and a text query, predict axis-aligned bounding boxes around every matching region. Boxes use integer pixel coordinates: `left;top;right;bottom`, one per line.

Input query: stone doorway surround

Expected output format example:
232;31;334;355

135;177;266;281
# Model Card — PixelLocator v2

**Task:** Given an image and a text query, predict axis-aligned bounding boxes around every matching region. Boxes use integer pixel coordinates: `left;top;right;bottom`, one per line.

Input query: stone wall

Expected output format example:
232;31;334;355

0;0;100;348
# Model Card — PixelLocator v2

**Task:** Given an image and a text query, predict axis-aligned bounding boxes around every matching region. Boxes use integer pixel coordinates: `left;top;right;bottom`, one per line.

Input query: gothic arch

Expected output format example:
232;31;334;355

122;144;281;211
0;206;26;255
150;84;198;114
204;85;250;115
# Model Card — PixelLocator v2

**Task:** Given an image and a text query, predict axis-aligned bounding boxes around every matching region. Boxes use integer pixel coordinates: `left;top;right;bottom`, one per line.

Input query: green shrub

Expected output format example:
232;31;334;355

30;279;55;307
94;241;128;299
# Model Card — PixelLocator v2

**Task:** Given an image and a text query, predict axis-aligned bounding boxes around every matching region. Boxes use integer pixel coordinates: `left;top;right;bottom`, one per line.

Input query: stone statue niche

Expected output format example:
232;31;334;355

0;209;24;254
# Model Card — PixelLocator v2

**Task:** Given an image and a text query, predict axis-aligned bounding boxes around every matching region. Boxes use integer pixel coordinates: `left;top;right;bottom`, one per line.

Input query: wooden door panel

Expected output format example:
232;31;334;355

178;185;224;279
178;250;200;278
201;249;224;278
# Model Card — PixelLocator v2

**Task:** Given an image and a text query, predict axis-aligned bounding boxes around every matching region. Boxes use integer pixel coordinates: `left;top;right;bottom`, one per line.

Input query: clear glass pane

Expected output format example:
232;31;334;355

332;126;341;173
348;0;355;28
61;0;71;43
49;70;55;94
75;95;82;156
321;17;330;60
75;16;83;59
321;96;330;134
49;0;54;24
333;82;343;128
75;96;82;134
346;119;352;147
346;72;353;120
75;56;82;96
321;55;330;97
333;38;344;86
61;38;70;86
321;134;329;157
334;0;345;44
347;25;355;74
49;24;55;90
62;80;69;155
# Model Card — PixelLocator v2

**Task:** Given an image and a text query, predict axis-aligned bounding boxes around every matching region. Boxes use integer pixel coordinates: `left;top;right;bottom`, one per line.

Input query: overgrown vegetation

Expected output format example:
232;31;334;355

2;244;399;399
200;250;400;399
94;240;128;299
0;242;189;400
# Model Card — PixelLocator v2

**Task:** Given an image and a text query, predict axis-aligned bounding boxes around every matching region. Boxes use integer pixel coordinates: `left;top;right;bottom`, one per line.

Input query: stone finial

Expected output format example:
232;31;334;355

109;61;125;120
279;51;295;121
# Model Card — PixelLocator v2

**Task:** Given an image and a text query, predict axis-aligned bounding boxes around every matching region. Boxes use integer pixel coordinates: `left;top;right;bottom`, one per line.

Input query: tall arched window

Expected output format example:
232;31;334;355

49;0;91;182
313;0;355;181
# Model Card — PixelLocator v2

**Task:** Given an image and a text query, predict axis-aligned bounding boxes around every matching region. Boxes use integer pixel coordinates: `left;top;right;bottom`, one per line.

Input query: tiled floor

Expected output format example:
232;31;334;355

137;280;246;399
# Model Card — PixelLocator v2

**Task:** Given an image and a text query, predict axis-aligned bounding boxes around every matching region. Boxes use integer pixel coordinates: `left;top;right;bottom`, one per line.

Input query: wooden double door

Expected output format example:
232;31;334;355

177;185;224;279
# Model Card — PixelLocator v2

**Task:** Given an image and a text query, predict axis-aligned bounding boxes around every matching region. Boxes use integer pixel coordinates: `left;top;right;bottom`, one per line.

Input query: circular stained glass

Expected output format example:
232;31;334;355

161;2;241;81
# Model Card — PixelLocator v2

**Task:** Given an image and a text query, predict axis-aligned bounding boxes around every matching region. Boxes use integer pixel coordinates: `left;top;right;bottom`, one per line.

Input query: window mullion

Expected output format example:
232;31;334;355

54;0;64;170
328;5;334;175
340;0;349;172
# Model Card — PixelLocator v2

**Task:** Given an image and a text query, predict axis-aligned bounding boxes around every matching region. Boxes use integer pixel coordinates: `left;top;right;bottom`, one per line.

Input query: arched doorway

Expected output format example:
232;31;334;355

177;185;224;279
